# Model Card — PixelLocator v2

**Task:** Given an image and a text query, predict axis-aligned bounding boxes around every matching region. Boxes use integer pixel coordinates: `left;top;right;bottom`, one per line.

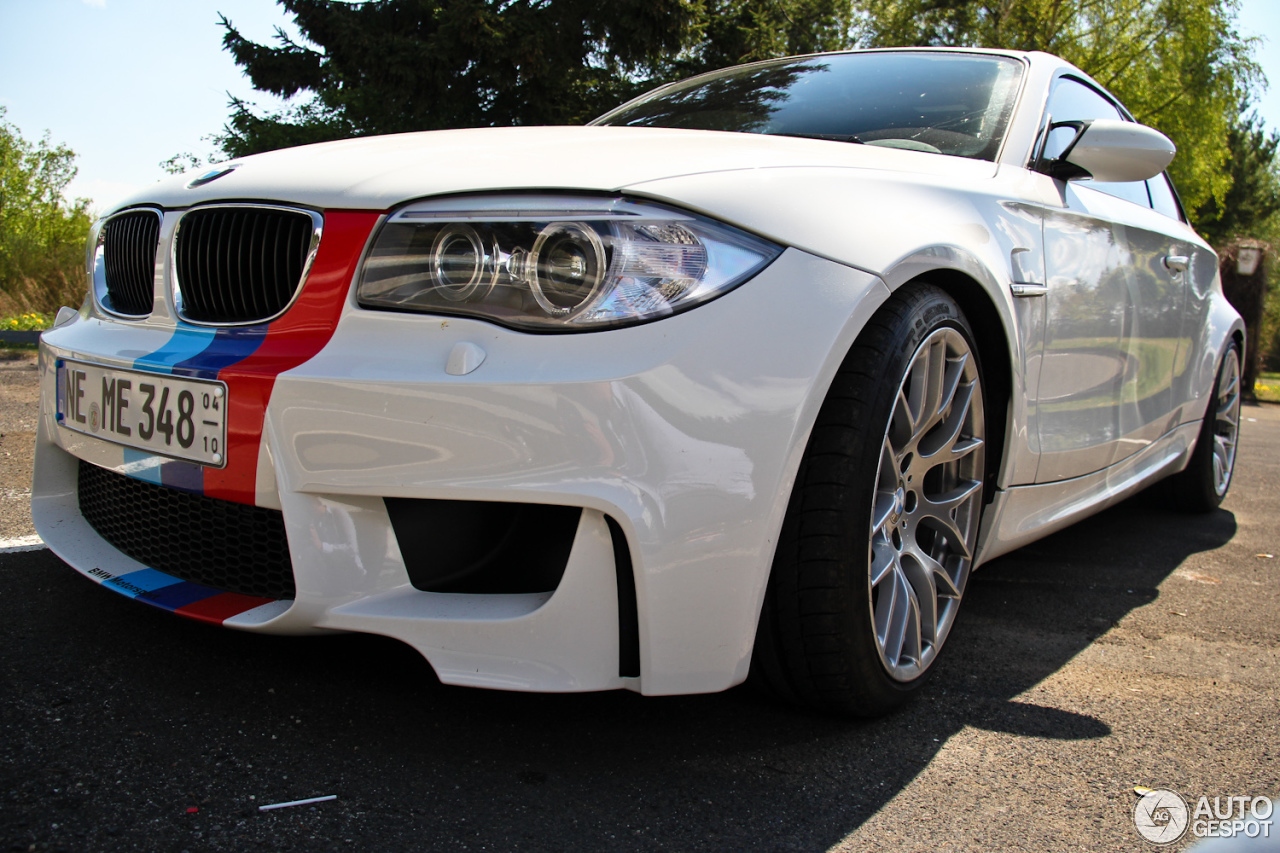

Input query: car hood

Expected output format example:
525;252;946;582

120;125;997;213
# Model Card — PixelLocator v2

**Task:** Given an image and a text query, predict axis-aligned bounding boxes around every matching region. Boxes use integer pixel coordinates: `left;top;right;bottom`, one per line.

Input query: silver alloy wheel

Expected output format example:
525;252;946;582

869;327;985;682
1212;351;1242;497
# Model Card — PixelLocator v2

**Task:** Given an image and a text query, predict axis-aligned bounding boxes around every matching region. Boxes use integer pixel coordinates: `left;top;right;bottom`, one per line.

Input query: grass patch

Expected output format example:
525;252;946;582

0;271;86;318
1258;372;1280;404
3;312;52;332
0;312;49;351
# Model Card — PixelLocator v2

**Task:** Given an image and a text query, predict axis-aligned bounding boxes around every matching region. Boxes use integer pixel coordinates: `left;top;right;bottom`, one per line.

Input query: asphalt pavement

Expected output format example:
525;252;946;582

1;348;1277;852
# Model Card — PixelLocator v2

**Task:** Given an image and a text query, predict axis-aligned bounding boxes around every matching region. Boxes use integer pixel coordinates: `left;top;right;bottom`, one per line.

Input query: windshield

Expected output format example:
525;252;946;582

594;52;1025;162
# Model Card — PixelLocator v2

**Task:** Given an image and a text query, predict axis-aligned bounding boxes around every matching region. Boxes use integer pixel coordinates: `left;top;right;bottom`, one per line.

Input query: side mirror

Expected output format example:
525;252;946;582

1043;118;1176;183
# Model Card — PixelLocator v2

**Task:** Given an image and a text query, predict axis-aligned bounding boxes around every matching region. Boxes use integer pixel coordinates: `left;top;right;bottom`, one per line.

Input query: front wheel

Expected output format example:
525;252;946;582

751;284;986;716
1171;342;1242;512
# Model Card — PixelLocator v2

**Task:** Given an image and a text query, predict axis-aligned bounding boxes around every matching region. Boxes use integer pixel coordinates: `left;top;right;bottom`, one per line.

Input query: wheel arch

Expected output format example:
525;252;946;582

890;266;1014;504
748;279;999;713
1190;286;1249;423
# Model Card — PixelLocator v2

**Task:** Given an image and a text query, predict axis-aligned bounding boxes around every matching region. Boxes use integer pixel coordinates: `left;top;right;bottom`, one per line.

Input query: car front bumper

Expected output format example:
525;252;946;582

33;239;889;696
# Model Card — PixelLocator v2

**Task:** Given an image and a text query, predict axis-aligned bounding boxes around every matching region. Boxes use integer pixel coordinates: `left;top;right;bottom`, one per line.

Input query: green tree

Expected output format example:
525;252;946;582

218;0;697;156
215;0;859;158
217;0;1261;230
1194;110;1280;245
858;0;1259;218
661;0;858;78
0;107;93;313
159;152;207;175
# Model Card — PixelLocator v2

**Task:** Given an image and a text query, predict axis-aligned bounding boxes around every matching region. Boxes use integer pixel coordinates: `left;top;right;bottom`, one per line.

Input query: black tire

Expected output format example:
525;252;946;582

751;284;987;716
1170;342;1242;513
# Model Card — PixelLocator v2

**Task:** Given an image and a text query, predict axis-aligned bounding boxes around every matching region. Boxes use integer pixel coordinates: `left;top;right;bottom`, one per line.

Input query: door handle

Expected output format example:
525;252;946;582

1164;254;1189;272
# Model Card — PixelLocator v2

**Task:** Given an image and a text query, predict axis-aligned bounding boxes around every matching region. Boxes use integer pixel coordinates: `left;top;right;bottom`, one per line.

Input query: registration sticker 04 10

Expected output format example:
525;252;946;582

56;359;228;467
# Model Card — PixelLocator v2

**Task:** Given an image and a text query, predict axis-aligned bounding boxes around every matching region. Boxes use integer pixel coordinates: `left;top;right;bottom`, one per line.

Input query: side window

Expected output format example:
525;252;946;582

1148;173;1184;221
1042;77;1152;208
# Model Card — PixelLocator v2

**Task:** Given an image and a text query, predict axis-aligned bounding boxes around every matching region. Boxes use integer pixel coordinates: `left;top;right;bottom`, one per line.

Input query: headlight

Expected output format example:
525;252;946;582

356;195;781;331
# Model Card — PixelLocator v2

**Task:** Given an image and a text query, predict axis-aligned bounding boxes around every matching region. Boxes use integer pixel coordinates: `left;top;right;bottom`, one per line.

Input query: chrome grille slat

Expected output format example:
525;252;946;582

215;210;232;317
271;216;287;310
174;205;315;325
130;215;144;307
137;216;150;306
251;212;267;319
118;217;132;304
235;210;250;318
124;216;138;307
283;216;300;307
101;210;160;316
240;211;253;318
245;211;262;318
270;214;284;312
218;210;234;318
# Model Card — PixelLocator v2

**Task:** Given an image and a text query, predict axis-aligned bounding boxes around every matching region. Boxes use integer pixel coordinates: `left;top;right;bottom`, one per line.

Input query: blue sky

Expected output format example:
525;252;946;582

1237;0;1280;134
2;0;1279;214
0;0;297;210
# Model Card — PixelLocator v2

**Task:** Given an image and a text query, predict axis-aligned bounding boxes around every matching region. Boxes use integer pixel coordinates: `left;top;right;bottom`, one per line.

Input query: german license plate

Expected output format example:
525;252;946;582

56;359;228;467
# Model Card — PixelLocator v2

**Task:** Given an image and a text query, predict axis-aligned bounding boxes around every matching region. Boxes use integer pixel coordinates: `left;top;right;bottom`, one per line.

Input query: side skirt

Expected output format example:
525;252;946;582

975;421;1200;565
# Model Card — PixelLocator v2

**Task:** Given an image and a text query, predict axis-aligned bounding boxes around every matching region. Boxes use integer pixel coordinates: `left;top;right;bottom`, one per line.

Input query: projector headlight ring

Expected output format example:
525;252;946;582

429;225;495;303
528;222;608;318
357;194;782;332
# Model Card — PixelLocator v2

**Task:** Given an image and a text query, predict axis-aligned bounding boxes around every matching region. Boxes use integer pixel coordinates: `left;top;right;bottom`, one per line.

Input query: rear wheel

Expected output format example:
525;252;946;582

1171;342;1242;512
751;284;986;715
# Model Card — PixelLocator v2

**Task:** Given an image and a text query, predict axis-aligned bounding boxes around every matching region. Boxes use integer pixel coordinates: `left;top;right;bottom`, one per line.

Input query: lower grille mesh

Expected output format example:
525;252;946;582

77;460;295;599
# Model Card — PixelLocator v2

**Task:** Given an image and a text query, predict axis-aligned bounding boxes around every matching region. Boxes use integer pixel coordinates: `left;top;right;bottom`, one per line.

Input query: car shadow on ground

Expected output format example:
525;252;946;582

0;488;1236;852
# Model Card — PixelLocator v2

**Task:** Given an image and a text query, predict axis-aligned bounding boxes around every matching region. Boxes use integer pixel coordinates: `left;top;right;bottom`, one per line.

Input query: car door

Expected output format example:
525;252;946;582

1148;171;1211;427
1032;76;1187;483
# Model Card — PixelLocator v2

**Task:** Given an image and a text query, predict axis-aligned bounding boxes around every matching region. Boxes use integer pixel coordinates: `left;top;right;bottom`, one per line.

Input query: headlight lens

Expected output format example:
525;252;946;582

356;195;781;331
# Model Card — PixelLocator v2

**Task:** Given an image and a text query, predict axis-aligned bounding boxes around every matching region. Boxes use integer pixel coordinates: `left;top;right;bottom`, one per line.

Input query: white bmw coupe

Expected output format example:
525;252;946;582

34;48;1243;715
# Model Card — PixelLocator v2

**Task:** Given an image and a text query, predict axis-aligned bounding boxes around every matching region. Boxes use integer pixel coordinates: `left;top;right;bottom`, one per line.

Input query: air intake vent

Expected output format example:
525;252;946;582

174;205;319;325
100;209;161;316
78;460;296;600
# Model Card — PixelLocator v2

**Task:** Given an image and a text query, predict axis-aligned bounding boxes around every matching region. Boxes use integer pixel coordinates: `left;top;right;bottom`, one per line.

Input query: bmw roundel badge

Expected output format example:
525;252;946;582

186;163;240;189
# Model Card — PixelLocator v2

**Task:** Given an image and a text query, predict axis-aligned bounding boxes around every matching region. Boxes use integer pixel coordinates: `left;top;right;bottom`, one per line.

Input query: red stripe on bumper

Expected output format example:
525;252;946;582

175;592;277;624
204;211;381;504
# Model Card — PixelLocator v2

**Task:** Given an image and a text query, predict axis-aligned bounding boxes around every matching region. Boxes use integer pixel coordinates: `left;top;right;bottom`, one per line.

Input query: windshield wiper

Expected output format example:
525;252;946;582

769;131;864;144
